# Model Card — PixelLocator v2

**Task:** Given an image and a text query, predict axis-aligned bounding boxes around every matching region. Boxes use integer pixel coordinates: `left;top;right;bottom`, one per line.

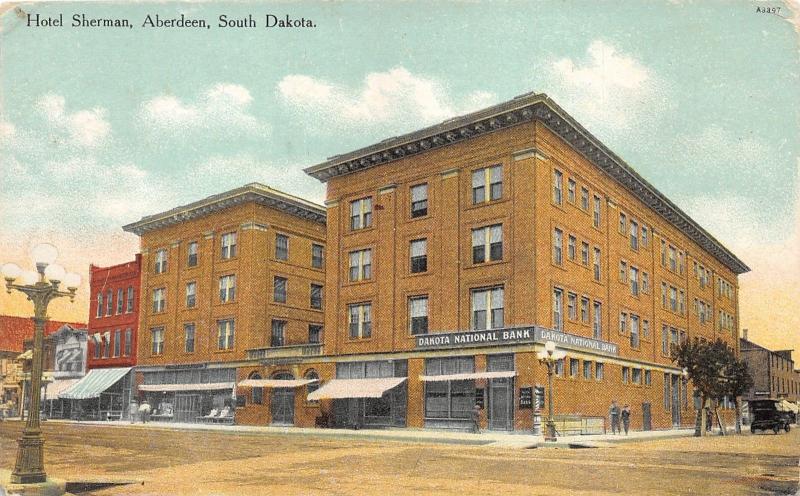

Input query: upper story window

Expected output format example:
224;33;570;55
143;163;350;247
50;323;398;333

348;302;372;339
124;328;132;356
472;165;502;204
126;287;134;313
152;287;166;313
151;326;164;355
553;228;563;265
630;266;639;296
552;287;564;331
187;241;198;267
221;232;237;259
593;248;602;281
106;290;113;316
619;212;627;235
641;226;649;247
642;272;650;294
350;197;373;230
411;184;428;218
567;178;576;203
96;293;103;318
580;297;589;324
114;329;121;357
581;242;590;266
275;233;289;261
471;286;504;330
669;245;677;272
219;274;236;303
116;289;123;314
581;187;589;211
630;220;639;250
660;239;667;267
311;244;324;269
472;224;502;264
273;276;287;303
185;281;197;308
310;283;323;310
410;239;428;273
217;319;235;350
154;249;168;274
308;324;323;344
630;315;640;348
409;295;429;335
593;301;602;339
184;323;195;353
348;249;372;282
568;235;576;261
271;319;286;347
593;195;602;228
552;169;563;205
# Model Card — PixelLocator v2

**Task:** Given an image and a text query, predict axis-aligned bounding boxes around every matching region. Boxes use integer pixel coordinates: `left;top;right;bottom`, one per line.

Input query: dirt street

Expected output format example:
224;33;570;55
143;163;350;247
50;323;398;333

1;421;797;495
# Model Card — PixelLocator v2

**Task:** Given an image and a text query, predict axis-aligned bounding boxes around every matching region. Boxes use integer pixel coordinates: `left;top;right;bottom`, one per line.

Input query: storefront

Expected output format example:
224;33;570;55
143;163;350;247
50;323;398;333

59;367;132;420
42;378;80;419
138;367;237;423
238;373;317;426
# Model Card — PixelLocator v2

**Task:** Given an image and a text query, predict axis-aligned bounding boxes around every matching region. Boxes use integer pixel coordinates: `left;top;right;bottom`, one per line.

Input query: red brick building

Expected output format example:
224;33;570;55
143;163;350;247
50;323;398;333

87;254;142;369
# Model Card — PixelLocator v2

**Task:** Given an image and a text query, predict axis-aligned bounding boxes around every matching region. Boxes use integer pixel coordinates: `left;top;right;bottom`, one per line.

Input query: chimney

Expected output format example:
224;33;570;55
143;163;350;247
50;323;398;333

742;328;748;341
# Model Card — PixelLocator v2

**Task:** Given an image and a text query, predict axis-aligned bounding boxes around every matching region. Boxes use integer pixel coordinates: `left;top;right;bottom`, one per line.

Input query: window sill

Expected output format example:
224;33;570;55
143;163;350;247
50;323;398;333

466;259;508;270
463;197;509;212
344;226;376;237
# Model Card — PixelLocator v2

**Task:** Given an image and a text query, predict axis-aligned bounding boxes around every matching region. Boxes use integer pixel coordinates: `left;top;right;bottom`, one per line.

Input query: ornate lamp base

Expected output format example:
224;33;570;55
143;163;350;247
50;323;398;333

11;432;46;484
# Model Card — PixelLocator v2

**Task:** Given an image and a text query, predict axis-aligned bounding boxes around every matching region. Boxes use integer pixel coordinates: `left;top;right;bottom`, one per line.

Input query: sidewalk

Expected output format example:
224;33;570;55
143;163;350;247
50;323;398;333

40;418;697;449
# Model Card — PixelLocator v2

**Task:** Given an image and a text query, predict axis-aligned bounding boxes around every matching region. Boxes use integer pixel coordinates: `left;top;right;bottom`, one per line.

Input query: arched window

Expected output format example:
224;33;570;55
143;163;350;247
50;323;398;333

249;372;263;405
305;370;320;402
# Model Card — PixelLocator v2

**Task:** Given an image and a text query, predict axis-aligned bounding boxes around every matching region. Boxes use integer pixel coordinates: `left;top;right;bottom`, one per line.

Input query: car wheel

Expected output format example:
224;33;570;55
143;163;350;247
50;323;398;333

785;424;791;433
773;425;780;434
750;425;756;434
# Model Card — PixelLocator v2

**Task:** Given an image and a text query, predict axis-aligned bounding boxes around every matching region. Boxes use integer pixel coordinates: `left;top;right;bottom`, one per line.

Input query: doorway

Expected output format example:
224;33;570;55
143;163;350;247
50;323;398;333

174;394;200;423
671;374;681;427
270;373;295;425
642;402;652;431
487;354;514;431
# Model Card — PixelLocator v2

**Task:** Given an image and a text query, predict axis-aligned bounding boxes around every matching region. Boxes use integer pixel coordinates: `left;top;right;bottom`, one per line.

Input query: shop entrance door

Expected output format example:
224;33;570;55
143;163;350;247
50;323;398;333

642;402;652;431
671;374;681;427
487;354;514;431
271;388;295;425
174;394;200;423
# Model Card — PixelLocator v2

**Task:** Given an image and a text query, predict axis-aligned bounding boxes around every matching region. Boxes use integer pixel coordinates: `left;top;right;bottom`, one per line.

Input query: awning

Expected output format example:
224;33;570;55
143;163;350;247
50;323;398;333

60;367;131;400
307;377;406;401
418;371;516;382
17;350;32;360
238;379;317;388
42;379;80;401
138;382;235;392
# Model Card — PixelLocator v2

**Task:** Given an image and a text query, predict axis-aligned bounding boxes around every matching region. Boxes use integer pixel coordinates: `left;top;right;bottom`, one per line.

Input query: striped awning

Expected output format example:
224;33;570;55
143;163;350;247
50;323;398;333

138;382;234;392
307;377;406;401
42;379;80;401
60;367;131;400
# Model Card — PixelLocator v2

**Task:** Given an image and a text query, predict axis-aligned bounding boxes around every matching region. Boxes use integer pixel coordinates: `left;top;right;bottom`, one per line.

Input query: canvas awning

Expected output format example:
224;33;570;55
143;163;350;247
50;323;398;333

238;379;317;388
307;377;406;401
777;400;799;413
60;367;131;400
138;382;235;392
418;371;516;382
42;379;80;401
17;350;32;360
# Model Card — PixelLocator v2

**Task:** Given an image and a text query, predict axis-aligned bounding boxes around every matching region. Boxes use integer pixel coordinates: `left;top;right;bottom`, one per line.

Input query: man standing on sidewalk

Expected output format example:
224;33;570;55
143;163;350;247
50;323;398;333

609;400;621;434
472;404;481;434
621;404;631;435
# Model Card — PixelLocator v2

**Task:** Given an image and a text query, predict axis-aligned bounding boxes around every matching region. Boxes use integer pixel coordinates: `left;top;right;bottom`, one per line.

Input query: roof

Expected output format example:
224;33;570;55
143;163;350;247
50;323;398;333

304;92;749;275
122;183;326;236
0;316;87;353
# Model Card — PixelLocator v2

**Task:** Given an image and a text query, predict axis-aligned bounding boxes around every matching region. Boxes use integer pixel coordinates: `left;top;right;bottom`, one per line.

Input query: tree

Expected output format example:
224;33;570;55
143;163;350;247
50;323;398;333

724;357;754;434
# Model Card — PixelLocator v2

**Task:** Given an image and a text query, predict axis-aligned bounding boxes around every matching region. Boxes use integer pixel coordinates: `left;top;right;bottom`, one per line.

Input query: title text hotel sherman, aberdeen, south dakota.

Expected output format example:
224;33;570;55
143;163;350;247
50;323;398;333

122;92;748;432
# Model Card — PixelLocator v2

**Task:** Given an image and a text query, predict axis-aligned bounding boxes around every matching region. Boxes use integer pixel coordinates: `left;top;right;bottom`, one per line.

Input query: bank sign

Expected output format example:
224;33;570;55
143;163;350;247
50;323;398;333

415;326;618;356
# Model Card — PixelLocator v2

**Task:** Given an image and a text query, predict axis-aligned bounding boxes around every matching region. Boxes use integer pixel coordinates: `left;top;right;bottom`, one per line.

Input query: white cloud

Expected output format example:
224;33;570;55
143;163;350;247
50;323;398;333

540;40;669;135
677;125;779;180
138;83;268;137
34;93;111;148
277;67;496;130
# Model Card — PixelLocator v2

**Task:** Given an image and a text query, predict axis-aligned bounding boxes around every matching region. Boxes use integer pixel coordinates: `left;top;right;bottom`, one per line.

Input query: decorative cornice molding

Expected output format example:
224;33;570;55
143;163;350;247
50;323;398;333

241;222;268;232
378;184;397;195
203;231;215;240
512;147;548;161
440;168;459;179
303;92;749;275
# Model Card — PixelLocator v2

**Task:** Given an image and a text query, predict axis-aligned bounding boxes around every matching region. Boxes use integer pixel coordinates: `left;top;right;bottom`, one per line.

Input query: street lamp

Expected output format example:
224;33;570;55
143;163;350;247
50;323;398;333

2;243;80;484
537;340;566;442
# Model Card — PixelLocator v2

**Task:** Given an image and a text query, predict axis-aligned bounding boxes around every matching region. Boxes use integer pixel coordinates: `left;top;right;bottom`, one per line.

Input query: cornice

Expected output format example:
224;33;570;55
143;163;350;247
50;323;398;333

303;92;749;275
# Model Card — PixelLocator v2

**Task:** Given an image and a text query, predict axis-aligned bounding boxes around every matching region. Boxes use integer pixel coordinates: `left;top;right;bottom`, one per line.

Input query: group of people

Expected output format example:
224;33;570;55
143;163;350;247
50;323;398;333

609;400;631;435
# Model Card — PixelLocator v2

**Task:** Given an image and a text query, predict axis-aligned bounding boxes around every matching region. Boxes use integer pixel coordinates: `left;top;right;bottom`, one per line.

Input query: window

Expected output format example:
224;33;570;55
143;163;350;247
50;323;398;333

350;198;373;230
116;289;123;314
154;249;167;274
679;290;686;315
308;324;323;344
583;361;592;379
187;241;198;267
581;187;589;211
568;292;577;320
411;183;428;218
632;368;642;385
221;232;237;259
184;323;195;353
670;286;677;312
661;282;668;308
409;296;429;335
472;224;503;264
569;358;579;378
630;266;639;296
472;287;504;330
310;284;323;310
567;178;576;203
593;248;601;281
96;293;103;318
151;327;164;355
126;287;134;313
593;195;601;228
555;359;564;376
660;239;667;267
305;370;320;401
249;373;263;405
219;274;236;303
568;235;576;261
472;165;503;204
669;245;677;272
410;239;428;273
581;242;589;266
630;220;639;250
185;282;196;308
124;328;132;356
275;234;289;261
622;366;630;384
349;249;372;281
664;373;671;410
312;244;324;269
348;303;372;338
580;297;589;324
113;329;121;357
662;325;669;355
271;320;286;347
553;228;563;265
619;212;626;234
641;226;648;247
106;290;113;316
630;315;640;348
642;272;649;294
593;301;602;339
619;261;627;282
645;369;652;386
103;333;110;358
642;320;650;339
273;276;287;303
553;169;563;205
217;319;235;350
553;288;564;331
595;362;604;380
619;312;627;334
152;288;165;313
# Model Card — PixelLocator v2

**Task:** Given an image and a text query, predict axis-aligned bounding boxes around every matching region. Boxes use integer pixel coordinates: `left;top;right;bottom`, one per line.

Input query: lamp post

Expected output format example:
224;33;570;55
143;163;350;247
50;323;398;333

537;340;566;442
2;243;80;485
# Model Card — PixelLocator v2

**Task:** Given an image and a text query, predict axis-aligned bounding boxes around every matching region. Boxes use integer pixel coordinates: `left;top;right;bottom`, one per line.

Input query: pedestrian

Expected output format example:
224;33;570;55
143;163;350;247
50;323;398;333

138;400;151;424
472;404;481;434
129;400;138;424
609;400;621;434
621;404;631;435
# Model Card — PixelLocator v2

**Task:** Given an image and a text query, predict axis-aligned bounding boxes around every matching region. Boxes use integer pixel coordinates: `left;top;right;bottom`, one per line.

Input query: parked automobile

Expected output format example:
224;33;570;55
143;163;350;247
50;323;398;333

749;399;793;434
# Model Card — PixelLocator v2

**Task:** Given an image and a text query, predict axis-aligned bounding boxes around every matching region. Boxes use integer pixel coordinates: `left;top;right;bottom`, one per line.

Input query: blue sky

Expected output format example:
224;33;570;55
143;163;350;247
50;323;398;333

1;1;798;350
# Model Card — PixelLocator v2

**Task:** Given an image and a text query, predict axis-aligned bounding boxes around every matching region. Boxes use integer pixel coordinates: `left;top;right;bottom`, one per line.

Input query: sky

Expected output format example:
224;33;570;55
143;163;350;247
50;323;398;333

1;0;798;354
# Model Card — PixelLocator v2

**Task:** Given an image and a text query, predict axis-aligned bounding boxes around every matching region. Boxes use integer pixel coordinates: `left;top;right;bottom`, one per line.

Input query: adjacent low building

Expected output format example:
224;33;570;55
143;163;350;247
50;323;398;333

740;331;799;402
